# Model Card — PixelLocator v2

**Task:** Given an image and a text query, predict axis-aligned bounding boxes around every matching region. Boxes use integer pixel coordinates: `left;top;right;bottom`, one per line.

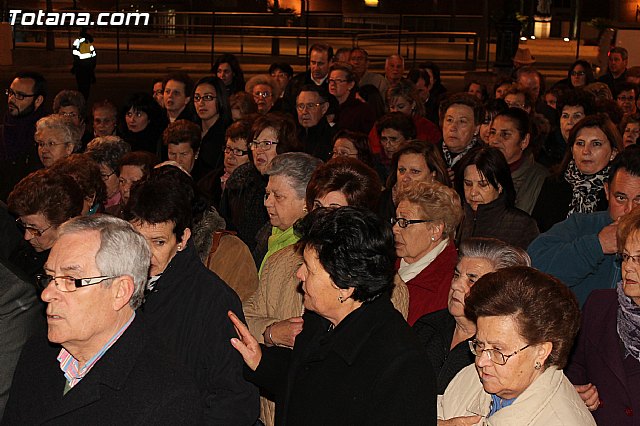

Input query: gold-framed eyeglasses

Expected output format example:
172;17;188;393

468;339;531;365
15;218;52;237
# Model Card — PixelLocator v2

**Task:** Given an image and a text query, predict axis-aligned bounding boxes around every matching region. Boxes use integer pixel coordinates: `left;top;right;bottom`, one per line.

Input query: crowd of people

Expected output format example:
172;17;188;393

0;42;639;425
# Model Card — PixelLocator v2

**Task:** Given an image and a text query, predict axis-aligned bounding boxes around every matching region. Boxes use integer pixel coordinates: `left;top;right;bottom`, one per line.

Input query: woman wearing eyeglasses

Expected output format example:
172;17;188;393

438;266;595;426
554;60;596;90
220;113;302;252
328;63;375;134
565;208;640;425
392;180;462;325
245;74;280;115
456;146;539;250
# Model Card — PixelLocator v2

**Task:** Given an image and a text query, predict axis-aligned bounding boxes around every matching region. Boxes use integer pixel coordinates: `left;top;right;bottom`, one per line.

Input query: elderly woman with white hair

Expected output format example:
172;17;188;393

246;74;281;114
35;114;82;168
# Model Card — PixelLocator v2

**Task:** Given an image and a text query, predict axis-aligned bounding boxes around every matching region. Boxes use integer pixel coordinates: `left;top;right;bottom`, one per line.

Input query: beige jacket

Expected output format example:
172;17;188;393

438;364;596;426
242;245;410;426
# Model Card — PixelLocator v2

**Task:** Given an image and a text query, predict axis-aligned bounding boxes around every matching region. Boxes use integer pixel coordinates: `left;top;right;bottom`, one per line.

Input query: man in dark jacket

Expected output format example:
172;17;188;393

282;43;332;114
296;85;335;161
2;215;202;425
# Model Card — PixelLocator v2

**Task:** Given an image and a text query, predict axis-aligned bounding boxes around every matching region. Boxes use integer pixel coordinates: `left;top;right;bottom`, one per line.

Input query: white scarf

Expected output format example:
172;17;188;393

398;238;449;282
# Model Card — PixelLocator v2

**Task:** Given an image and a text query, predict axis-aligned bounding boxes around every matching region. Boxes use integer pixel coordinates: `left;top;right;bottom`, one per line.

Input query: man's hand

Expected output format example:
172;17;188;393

598;220;619;254
575;383;600;411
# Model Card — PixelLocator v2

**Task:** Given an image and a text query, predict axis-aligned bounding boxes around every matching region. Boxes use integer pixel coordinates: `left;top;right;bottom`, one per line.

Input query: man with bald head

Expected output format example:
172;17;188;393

385;54;405;89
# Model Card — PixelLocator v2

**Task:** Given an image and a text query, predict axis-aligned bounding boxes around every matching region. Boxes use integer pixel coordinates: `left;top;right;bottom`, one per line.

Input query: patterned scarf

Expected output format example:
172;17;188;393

617;281;640;362
441;137;479;169
564;160;610;216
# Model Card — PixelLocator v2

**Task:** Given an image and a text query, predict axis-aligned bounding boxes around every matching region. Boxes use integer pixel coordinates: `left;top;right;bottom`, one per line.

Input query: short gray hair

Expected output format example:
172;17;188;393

265;152;322;199
58;215;151;310
245;74;281;100
459;237;531;269
86;136;131;172
36;114;82;152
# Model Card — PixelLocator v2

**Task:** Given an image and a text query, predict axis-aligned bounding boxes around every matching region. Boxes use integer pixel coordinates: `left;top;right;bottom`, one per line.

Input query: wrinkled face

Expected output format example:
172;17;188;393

93;107;117;137
544;92;557;110
125;108;150;133
36;127;74;168
152;81;164;107
328;70;354;102
163;80;190;115
252;83;274;114
297;247;342;318
414;77;429;102
606;169;640;221
495;83;511;99
392;200;439;264
264;174;306;231
331;138;359;159
443;104;478;153
99;163;120;199
572;126;614;175
504;93;527;111
447;257;494;318
216;62;234;86
349;50;368;76
119;164;144;204
131;220;188;277
609;53;627;75
385;57;404;83
624;122;640;148
380;128;407;159
271;69;291;94
570;64;587;88
7;77;41;117
312;190;349;210
621;230;640;306
389;95;415;116
560;105;585;142
41;231;118;355
58;105;83;128
463;165;500;211
168;142;197;173
194;83;218;121
517;73;541;101
617;89;637;115
223;137;249;175
296;91;328;128
474;315;545;400
252;127;279;174
396;153;434;186
467;83;483;100
19;212;59;252
489;115;527;165
309;49;330;81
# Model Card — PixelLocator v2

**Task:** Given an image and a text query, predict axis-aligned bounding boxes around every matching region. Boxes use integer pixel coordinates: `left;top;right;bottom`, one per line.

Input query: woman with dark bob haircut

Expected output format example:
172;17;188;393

119;92;167;156
439;266;594;425
456;146;539;250
231;207;436;426
532;113;622;232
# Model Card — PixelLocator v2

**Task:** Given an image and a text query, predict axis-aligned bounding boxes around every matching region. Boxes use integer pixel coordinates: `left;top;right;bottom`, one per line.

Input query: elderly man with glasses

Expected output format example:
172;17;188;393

295;84;336;161
2;215;202;424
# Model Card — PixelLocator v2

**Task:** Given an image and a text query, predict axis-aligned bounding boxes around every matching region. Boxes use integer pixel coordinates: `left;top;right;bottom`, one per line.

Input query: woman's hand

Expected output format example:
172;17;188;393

266;317;304;348
574;383;600;411
437;416;482;426
229;311;262;371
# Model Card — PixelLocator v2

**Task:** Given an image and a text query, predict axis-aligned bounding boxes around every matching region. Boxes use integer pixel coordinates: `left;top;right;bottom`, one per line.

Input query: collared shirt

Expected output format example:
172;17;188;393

311;74;328;86
58;312;135;389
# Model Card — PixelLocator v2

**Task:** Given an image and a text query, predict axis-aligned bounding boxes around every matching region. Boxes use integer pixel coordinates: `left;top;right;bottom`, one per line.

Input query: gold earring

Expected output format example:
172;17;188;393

534;361;542;370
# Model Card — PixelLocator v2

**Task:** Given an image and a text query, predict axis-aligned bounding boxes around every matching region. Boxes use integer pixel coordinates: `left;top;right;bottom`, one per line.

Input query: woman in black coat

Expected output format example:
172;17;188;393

230;207;436;426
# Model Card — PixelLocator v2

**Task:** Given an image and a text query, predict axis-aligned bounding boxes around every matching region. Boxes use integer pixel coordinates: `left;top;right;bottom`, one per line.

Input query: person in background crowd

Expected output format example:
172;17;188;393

420;62;447;102
565;206;640;424
163;120;201;178
152;77;164;108
1;71;48;201
529;148;640;306
465;80;488;103
349;47;388;96
621;113;640;148
332;47;351;63
35;114;82;168
162;72;196;123
384;54;405;88
49;153;106;216
407;68;438;124
493;77;514;100
456;146;539;250
328;62;375;134
119;92;167;156
233;207;436;426
439;267;594;425
356;84;386;121
230;92;258;121
556;60;596;90
2;215;204;424
246;75;280;114
296;85;335;160
533;113;621;233
372;112;417;171
615;81;639;117
91;100;118;137
478;99;508;144
214;53;246;97
512;47;536;69
269;62;293;99
393;180;462;325
413;238;531;394
599;46;629;93
543;87;562;110
193;76;232;176
330;129;383;180
53;90;87;141
117;151;158;210
125;171;259;425
85;135;131;215
283;43;333;113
